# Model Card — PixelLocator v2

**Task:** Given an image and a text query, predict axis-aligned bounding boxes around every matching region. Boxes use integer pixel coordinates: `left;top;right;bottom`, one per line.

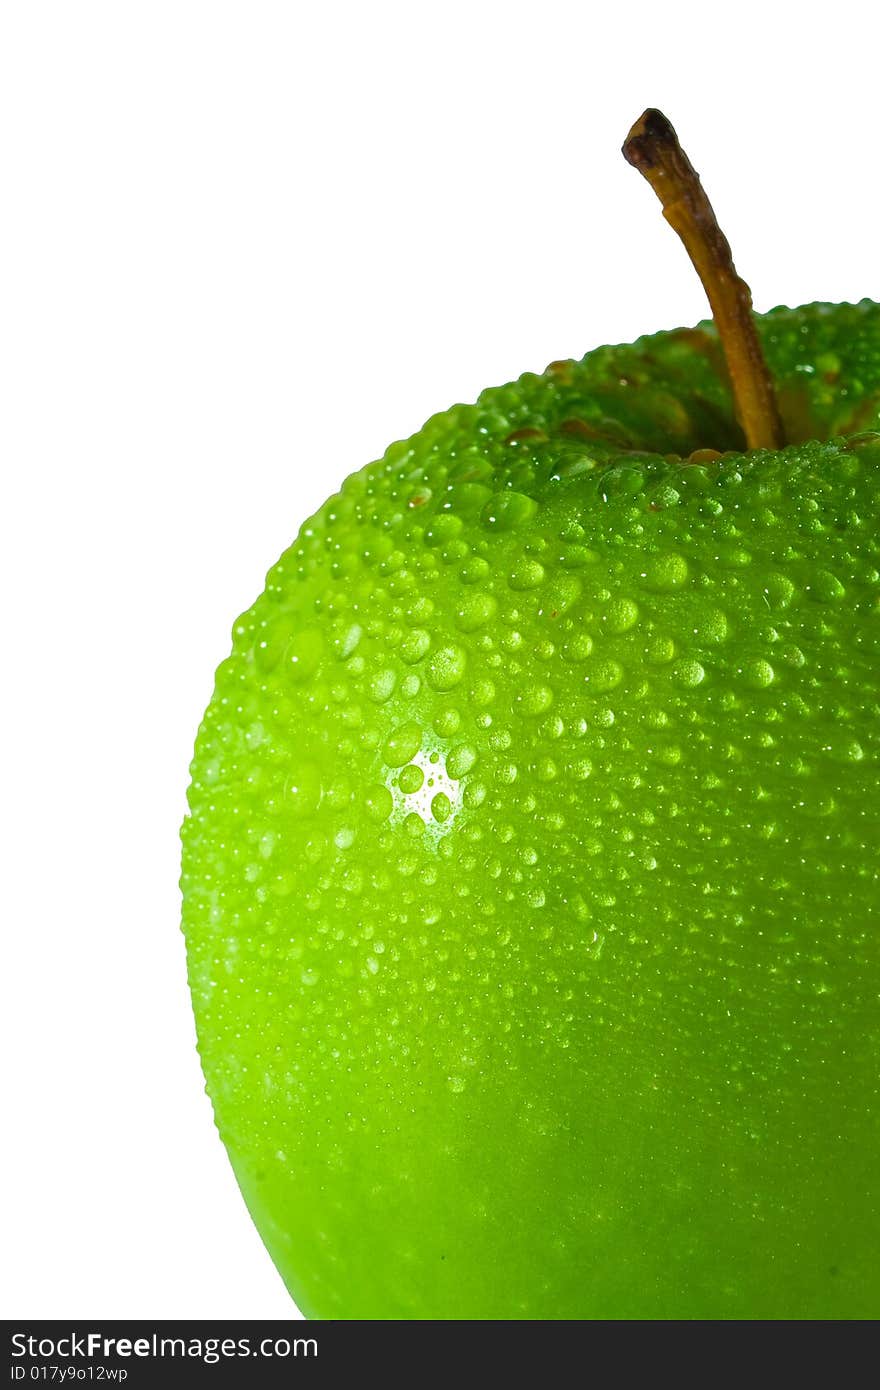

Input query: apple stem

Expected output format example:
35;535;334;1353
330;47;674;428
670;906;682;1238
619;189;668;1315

623;109;785;452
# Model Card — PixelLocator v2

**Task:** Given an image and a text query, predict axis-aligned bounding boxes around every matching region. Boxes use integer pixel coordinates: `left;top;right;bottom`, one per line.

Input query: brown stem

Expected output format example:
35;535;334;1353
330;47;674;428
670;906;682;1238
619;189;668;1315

623;109;784;452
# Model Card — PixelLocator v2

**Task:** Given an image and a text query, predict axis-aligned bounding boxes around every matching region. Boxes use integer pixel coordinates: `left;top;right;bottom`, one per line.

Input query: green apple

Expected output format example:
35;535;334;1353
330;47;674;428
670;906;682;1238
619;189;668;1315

181;113;880;1319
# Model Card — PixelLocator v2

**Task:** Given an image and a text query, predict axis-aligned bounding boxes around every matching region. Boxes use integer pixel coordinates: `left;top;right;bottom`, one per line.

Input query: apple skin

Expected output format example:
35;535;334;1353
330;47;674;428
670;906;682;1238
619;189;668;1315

182;301;880;1319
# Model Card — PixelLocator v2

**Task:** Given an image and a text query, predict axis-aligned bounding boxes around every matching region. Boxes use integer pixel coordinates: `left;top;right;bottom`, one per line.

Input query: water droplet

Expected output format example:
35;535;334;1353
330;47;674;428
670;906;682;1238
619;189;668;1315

508;558;546;591
427;645;467;691
459;556;491;585
334;624;362;661
400;628;431;664
646;635;676;665
779;644;806;669
826;735;864;763
555;455;598;480
718;545;752;569
432;792;453;823
560;543;600;570
383;721;422;766
481;491;539;530
672;659;706;687
763;573;796;610
545;575;583;615
643;553;689;591
810;570;846;602
604;597;640;633
455;591;497;632
325;774;352;809
518;684;554;716
464;781;486;808
742;658;775;689
472;678;496;707
445;483;492;518
657;742;682;766
244;721;266;750
446;745;478;778
433;708;462;737
368;668;397;703
695;607;729;642
564;632;594;662
398;763;425;794
585;659;623;692
424;513;464;547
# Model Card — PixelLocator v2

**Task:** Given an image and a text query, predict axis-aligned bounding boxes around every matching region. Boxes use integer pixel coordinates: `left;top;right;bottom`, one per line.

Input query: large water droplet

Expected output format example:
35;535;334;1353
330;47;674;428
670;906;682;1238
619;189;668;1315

400;629;431;664
508;558;546;591
672;659;706;688
433;708;462;737
643;553;690;591
742;658;775;689
763;573;796;610
368;668;397;703
398;763;425;794
604;597;640;634
481;491;539;530
383;721;422;766
446;744;478;778
455;592;497;632
585;659;623;692
427;645;467;691
518;684;554;715
810;570;846;603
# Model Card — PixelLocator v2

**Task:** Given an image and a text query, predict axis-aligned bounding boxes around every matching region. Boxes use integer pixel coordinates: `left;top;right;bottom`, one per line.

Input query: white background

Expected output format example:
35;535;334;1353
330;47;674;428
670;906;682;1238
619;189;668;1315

2;1;877;1318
